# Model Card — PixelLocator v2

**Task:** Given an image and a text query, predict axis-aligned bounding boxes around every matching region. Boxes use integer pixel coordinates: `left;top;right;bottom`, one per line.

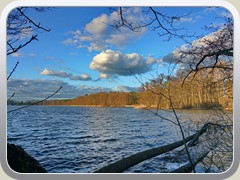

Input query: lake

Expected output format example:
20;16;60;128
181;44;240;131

7;106;232;173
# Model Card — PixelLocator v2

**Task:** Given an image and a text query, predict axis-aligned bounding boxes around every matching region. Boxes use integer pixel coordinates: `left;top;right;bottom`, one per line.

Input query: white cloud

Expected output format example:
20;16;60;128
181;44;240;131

88;42;106;52
203;7;218;15
105;30;144;47
76;44;88;49
62;38;78;45
178;17;193;23
162;26;233;67
10;52;37;58
40;69;92;81
85;14;108;35
19;27;34;40
79;84;111;92
90;49;157;77
10;52;23;58
63;8;147;51
203;7;232;18
220;11;232;18
7;79;111;101
79;36;93;41
113;85;139;92
99;73;109;79
8;79;79;101
67;29;81;35
175;15;202;25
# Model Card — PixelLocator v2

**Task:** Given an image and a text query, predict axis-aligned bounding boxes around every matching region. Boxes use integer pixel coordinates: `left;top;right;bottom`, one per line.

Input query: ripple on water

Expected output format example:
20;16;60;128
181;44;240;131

7;106;219;173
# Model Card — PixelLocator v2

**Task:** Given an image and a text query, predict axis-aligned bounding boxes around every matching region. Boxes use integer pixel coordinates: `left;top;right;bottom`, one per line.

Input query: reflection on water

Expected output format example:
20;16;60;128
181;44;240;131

7;106;232;173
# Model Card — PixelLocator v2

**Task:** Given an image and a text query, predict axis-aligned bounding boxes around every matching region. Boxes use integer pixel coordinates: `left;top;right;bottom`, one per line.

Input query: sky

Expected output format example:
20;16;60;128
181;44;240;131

7;7;232;101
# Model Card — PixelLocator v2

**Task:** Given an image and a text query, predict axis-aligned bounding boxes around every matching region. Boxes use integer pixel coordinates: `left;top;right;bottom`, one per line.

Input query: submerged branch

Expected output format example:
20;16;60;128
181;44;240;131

94;133;196;173
94;121;224;173
170;150;210;173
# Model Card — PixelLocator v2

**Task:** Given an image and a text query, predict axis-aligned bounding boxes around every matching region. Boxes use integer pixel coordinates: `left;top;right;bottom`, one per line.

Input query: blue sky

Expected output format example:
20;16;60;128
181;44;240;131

7;7;231;101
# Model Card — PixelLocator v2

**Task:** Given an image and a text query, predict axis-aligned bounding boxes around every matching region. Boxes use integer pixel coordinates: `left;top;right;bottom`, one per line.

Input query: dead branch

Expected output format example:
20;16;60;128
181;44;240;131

109;7;197;42
94;133;196;173
7;35;38;56
7;7;51;55
131;68;195;171
7;61;19;80
8;92;15;101
17;8;51;32
7;86;62;113
170;150;210;173
187;122;231;147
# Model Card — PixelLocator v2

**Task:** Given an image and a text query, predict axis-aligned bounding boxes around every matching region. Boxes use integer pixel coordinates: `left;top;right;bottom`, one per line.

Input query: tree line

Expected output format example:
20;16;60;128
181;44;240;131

39;65;232;110
138;66;232;110
40;92;137;107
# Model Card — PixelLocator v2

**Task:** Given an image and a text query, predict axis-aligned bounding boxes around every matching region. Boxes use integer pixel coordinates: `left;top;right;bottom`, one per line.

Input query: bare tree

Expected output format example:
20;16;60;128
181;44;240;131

109;8;233;82
7;7;62;111
108;7;198;42
7;7;51;56
135;71;196;172
107;8;233;172
133;65;232;172
170;17;233;84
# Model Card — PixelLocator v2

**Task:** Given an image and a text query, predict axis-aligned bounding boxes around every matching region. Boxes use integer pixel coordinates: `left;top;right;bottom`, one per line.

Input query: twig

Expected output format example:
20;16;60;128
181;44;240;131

7;35;38;56
170;150;210;173
7;86;62;113
8;92;15;101
7;61;19;80
17;8;51;32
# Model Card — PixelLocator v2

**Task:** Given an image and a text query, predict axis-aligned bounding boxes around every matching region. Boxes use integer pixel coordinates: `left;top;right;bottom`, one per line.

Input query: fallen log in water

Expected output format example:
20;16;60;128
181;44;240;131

187;123;210;147
187;122;227;147
170;150;210;173
94;133;196;173
94;122;223;173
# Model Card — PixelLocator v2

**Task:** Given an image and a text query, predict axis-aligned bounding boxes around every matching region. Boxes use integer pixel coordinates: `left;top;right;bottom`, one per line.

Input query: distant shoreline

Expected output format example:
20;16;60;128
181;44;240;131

7;104;233;111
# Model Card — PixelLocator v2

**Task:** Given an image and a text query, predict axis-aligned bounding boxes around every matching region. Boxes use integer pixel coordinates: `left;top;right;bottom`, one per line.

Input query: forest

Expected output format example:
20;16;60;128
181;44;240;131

40;65;232;110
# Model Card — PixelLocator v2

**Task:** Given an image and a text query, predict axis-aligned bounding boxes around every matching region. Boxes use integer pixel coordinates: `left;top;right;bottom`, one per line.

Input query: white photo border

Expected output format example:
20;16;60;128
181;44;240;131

0;0;239;179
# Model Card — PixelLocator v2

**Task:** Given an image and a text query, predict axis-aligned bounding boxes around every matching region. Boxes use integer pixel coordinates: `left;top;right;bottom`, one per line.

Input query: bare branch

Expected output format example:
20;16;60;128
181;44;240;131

7;35;38;56
7;61;19;80
109;7;198;42
7;7;51;55
195;48;233;71
8;92;15;101
17;8;51;32
7;86;62;113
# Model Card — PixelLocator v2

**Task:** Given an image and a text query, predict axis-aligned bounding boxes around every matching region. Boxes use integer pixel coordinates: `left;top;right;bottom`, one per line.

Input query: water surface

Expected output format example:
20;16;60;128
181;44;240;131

7;106;223;173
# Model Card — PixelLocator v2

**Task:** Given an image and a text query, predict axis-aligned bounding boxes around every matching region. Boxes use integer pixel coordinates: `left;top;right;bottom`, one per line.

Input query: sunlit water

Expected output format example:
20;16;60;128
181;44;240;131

7;106;228;173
